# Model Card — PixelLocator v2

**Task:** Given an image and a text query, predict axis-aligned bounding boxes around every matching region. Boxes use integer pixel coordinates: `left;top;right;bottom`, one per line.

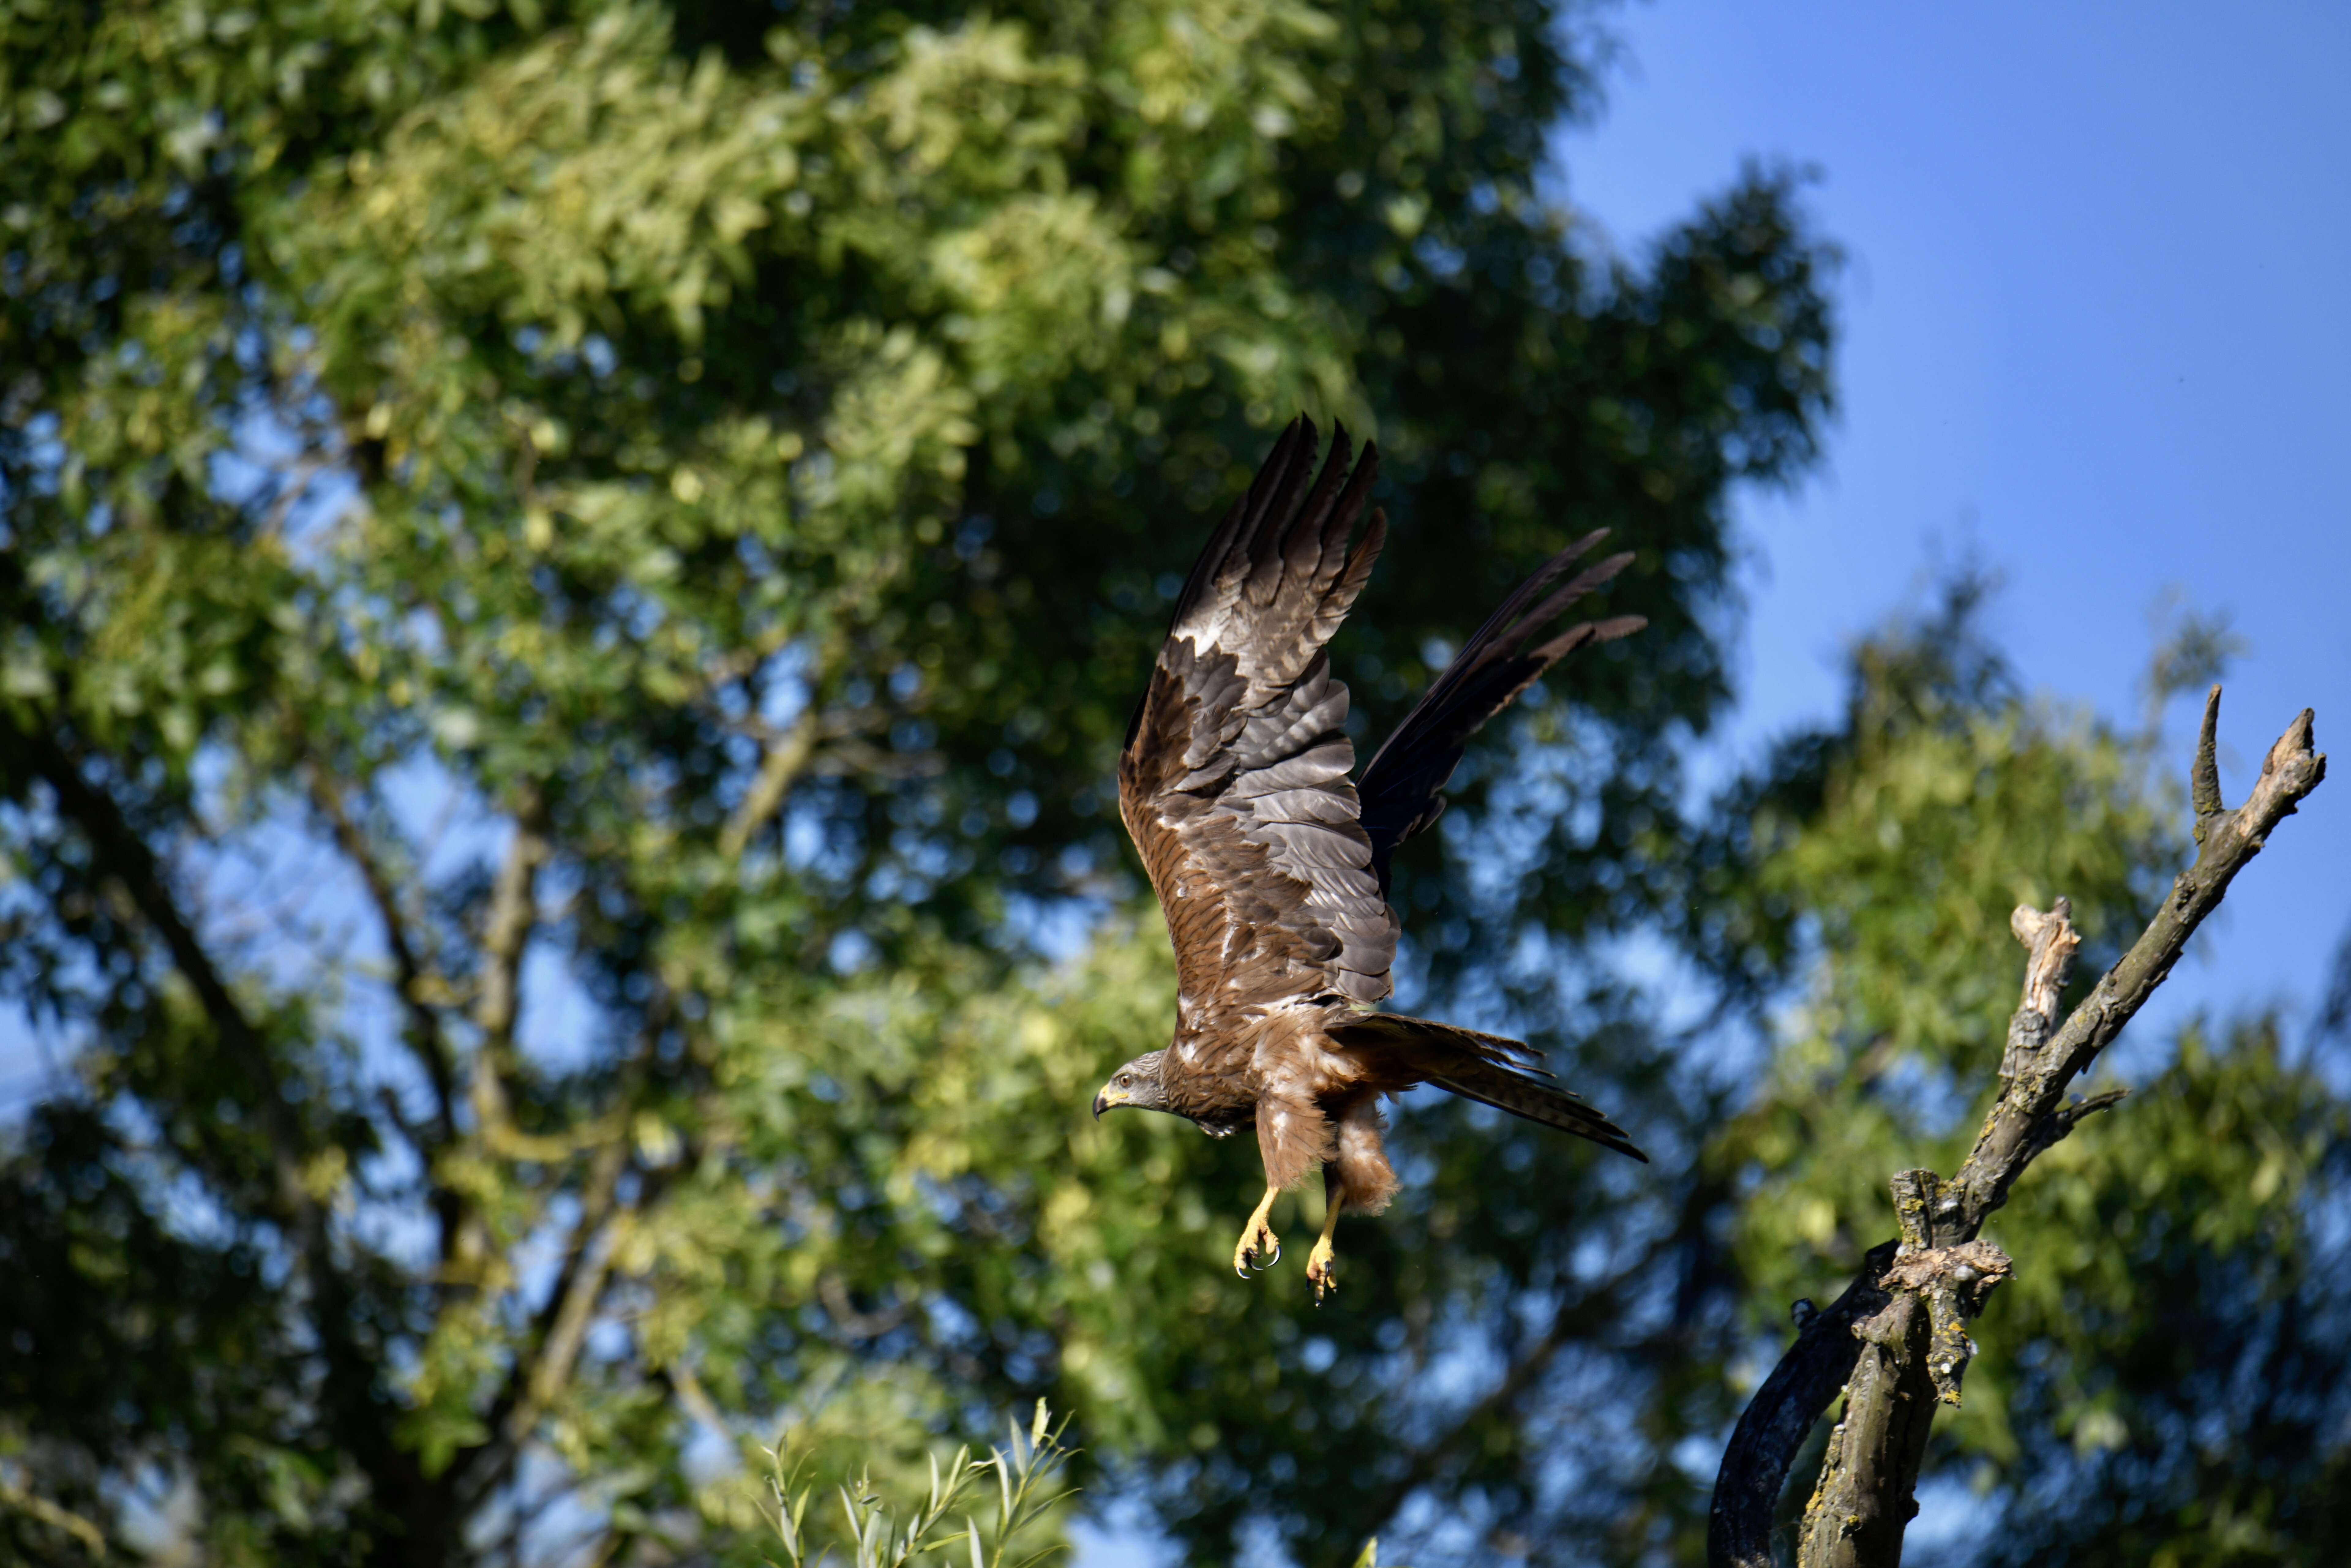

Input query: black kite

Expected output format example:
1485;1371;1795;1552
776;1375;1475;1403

1093;419;1648;1300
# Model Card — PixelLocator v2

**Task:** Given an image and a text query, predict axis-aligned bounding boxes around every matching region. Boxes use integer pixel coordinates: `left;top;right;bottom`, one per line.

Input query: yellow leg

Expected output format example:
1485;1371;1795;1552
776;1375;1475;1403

1305;1189;1344;1302
1231;1186;1281;1277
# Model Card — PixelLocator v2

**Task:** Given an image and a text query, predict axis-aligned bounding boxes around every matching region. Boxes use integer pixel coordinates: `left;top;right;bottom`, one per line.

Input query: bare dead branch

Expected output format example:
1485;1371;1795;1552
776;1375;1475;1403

1954;692;2324;1237
1710;692;2325;1568
2192;682;2225;832
1705;1241;1897;1565
2008;899;2080;1022
1792;1289;1933;1566
1880;1237;2011;1403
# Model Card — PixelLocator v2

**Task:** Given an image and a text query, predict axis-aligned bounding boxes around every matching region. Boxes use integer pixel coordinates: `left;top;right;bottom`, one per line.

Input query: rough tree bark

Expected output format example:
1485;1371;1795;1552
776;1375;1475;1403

1707;688;2327;1568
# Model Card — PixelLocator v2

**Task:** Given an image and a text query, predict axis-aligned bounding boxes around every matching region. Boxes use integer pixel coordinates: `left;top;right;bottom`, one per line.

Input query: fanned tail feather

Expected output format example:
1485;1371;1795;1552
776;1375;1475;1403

1426;1057;1648;1163
1328;1012;1645;1162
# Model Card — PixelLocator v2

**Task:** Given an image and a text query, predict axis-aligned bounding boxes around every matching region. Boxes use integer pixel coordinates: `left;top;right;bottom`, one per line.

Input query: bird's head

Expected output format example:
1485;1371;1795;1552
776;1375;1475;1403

1092;1050;1170;1119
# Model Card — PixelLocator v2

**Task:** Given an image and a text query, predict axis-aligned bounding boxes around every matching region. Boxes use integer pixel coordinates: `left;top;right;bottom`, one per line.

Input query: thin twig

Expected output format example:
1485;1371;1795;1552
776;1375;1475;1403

721;711;819;859
471;787;549;1141
310;767;459;1143
0;1471;109;1558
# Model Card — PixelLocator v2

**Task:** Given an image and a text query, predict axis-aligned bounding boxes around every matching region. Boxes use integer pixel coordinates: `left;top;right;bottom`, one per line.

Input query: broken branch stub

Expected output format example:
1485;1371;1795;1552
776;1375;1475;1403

2010;898;2080;1024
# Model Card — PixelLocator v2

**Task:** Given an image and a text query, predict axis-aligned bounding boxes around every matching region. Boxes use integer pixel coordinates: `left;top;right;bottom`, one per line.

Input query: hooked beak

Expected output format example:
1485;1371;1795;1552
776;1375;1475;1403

1092;1084;1127;1120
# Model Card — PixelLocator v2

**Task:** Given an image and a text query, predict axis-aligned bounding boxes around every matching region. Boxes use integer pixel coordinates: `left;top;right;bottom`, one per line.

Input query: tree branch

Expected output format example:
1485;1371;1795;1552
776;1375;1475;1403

14;720;314;1225
1952;692;2323;1236
1705;1242;1898;1562
816;1273;915;1340
438;789;552;1289
720;711;819;860
9;713;444;1535
471;789;549;1144
1709;690;2325;1568
0;1470;109;1558
310;767;459;1146
453;973;680;1509
454;1135;635;1510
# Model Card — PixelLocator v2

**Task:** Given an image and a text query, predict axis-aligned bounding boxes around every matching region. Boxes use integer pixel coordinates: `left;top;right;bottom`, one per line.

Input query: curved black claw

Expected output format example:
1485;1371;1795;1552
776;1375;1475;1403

1234;1223;1282;1278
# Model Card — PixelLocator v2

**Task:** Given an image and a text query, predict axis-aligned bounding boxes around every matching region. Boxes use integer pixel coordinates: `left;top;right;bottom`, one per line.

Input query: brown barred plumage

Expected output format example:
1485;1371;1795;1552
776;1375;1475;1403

1094;418;1648;1299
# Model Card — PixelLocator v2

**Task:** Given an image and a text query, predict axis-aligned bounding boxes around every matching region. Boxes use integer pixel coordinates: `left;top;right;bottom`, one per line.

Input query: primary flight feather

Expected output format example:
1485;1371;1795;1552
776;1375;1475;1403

1093;418;1648;1300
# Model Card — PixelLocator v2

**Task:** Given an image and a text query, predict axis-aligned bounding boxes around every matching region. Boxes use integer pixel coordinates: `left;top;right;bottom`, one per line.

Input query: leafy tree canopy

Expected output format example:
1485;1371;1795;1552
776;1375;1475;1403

4;1;2342;1565
0;0;1830;1558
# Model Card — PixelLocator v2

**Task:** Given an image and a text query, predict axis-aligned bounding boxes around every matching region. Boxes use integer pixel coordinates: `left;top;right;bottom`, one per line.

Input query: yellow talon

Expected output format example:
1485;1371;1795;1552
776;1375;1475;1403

1232;1185;1282;1277
1305;1190;1344;1302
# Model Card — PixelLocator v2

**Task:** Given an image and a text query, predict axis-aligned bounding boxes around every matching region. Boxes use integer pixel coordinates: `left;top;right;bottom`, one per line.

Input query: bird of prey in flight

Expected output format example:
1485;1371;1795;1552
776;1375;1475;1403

1093;418;1649;1300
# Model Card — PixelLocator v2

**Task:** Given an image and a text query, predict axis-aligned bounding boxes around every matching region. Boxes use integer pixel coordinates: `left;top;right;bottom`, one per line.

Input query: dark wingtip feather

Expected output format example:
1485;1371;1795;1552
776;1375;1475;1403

1356;528;1644;884
1528;613;1645;665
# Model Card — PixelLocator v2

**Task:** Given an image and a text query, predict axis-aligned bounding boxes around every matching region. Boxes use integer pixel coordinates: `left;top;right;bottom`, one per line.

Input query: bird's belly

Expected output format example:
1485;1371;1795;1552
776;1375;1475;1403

1164;1002;1372;1126
1249;1008;1367;1104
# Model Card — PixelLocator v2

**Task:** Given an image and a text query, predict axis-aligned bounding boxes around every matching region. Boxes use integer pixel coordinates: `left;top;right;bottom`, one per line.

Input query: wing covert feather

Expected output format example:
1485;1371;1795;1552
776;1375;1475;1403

1118;418;1647;1033
1119;420;1398;1021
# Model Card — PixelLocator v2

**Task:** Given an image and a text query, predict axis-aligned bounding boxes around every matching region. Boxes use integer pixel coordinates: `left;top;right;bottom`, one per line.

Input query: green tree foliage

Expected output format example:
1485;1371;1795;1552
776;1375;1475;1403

1;0;1832;1561
1965;1018;2351;1566
5;1;2342;1565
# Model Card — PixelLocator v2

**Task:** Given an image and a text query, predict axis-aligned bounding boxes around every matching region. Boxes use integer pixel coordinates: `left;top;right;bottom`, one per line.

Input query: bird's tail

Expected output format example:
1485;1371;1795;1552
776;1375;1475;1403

1328;1013;1647;1163
1424;1057;1648;1163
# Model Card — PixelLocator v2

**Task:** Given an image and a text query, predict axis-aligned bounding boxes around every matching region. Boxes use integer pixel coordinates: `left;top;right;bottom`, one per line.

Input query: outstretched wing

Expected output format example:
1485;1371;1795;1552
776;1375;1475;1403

1355;535;1645;895
1119;419;1396;1028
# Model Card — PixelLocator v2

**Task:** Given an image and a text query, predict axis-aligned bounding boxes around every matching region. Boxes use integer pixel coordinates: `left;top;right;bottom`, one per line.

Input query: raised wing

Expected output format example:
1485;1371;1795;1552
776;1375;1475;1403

1355;534;1644;895
1119;420;1396;1024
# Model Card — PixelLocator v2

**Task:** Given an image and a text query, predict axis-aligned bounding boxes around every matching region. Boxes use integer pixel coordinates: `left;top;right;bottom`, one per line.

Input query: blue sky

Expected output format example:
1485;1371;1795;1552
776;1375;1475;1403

1555;0;2351;1045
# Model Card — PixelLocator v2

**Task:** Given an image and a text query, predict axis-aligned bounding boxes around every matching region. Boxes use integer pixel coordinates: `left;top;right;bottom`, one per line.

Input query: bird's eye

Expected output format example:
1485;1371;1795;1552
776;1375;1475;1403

1116;1074;1131;1088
